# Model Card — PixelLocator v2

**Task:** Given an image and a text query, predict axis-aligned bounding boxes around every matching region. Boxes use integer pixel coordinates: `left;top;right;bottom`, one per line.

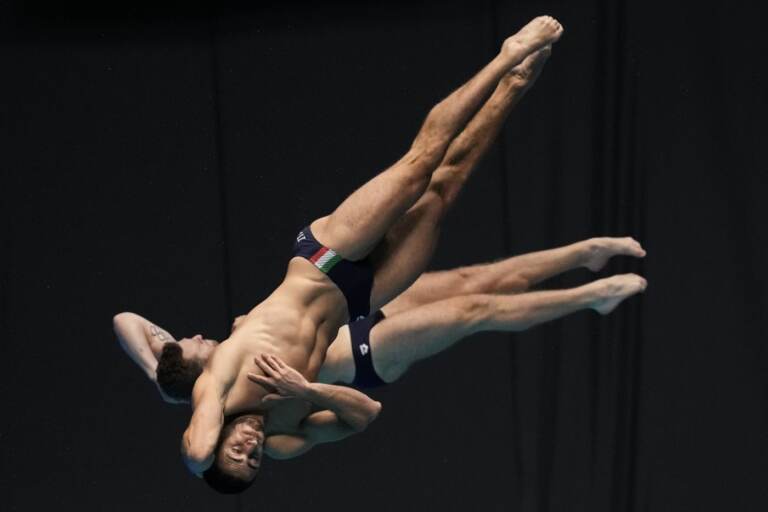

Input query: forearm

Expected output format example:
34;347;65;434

182;382;227;474
182;427;216;475
300;383;381;431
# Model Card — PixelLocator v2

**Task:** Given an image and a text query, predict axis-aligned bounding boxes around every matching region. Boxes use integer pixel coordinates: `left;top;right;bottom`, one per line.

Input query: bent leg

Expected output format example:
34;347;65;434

368;273;646;383
311;17;563;261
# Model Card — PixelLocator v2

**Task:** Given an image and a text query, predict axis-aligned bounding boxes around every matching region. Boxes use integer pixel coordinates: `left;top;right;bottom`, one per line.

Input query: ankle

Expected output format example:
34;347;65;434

573;239;596;268
577;280;604;308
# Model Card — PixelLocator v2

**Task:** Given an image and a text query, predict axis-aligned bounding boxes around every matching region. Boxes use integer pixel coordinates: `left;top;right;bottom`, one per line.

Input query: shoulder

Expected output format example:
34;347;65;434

191;366;233;407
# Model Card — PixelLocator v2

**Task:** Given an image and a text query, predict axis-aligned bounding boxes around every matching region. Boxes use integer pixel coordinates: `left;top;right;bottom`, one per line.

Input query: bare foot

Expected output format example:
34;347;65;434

506;45;551;87
501;16;563;66
581;237;646;272
589;274;648;315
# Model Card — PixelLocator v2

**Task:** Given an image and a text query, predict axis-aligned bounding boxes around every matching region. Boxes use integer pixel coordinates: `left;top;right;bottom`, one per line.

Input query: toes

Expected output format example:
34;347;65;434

631;275;647;291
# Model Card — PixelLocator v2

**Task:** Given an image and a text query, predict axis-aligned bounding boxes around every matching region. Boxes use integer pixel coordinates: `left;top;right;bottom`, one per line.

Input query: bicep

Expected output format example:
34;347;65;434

265;410;359;460
143;322;177;356
113;313;160;378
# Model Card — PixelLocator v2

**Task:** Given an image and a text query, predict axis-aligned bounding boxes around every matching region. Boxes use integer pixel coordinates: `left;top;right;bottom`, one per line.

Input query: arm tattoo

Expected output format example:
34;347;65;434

149;324;168;342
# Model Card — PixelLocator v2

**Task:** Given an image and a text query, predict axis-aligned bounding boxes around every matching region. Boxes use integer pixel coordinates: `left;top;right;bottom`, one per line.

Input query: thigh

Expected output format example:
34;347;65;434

310;150;435;261
369;296;477;382
368;190;444;311
381;268;472;317
316;326;355;385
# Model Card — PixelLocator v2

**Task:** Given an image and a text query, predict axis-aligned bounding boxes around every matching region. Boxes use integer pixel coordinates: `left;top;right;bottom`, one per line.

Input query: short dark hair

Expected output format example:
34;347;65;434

156;343;203;401
203;462;255;494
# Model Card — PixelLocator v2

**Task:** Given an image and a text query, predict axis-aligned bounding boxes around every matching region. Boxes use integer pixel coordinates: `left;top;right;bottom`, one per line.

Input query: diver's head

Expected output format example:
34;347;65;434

156;335;219;402
203;414;265;494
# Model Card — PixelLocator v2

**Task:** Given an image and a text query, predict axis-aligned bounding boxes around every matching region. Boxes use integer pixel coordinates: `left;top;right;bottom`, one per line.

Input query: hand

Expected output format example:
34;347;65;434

247;354;309;399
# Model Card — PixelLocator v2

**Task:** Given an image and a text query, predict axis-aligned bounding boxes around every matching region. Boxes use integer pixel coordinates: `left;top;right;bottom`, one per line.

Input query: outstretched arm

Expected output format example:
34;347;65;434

113;312;177;381
249;354;381;459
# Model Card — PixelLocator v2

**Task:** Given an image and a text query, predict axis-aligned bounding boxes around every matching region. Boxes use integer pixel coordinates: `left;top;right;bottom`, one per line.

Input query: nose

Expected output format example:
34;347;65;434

194;335;203;342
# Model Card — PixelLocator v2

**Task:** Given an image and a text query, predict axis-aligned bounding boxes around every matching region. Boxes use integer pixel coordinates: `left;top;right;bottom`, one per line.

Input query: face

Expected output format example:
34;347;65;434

216;415;265;481
177;334;219;365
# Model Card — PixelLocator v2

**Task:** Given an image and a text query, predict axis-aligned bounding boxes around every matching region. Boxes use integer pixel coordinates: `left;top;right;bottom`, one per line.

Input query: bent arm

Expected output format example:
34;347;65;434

271;383;381;460
249;354;380;431
265;404;378;460
300;383;381;432
251;354;381;460
181;375;225;476
113;312;177;381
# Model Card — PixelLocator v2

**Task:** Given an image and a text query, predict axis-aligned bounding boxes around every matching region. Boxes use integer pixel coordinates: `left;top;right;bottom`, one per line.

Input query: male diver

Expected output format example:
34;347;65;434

116;17;584;493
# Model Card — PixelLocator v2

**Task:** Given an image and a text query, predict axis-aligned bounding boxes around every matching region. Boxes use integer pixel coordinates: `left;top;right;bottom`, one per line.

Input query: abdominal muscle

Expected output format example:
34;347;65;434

221;258;349;417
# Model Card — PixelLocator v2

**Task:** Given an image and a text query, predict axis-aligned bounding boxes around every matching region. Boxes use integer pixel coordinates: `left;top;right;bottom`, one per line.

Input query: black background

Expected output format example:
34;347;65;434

2;1;766;510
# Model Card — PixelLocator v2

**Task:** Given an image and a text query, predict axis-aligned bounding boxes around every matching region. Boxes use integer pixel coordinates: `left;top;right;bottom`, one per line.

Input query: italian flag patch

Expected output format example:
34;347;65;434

309;247;342;274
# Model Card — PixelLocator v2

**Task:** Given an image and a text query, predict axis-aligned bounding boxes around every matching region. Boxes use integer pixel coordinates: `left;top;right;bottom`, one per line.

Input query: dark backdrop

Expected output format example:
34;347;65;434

2;1;766;511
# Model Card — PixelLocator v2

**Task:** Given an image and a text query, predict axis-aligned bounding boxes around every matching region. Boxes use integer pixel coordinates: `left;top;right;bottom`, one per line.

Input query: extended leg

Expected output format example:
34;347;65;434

381;236;647;316
319;273;646;384
369;273;646;382
368;47;554;310
311;16;563;261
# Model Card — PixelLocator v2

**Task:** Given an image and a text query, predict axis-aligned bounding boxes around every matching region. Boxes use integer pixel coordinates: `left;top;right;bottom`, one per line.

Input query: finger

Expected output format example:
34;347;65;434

246;372;265;383
267;354;287;371
269;354;287;369
255;354;278;377
264;354;282;373
247;373;275;387
253;357;271;376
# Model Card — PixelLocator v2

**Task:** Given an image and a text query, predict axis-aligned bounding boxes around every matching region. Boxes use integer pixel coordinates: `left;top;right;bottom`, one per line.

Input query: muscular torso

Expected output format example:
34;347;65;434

194;257;349;433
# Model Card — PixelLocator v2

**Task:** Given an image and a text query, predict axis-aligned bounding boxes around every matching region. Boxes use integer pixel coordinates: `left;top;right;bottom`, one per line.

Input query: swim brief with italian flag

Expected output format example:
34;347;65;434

292;225;373;321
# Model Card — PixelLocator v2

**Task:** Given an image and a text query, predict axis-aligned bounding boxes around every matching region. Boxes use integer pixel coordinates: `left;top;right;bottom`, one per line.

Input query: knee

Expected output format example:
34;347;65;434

506;275;531;293
455;295;492;330
415;187;448;222
454;266;483;295
408;135;449;171
425;165;464;207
